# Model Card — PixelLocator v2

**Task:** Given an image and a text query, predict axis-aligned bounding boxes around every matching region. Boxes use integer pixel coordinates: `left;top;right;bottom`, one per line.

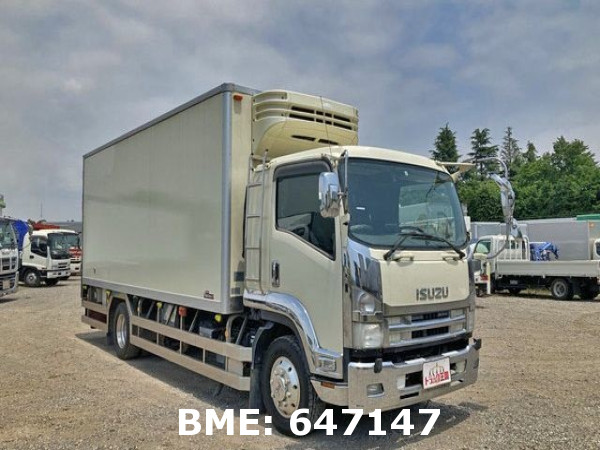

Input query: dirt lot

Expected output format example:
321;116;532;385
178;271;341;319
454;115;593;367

1;280;600;449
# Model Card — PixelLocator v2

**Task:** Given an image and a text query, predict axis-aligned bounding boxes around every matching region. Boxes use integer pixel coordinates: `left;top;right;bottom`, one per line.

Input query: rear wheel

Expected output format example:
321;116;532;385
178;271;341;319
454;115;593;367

111;302;141;360
22;269;41;287
261;335;324;436
550;278;573;300
45;278;59;286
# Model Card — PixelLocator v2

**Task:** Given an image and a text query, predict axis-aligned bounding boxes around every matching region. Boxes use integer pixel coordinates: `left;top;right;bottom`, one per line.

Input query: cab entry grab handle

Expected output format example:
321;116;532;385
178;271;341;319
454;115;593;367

271;260;280;287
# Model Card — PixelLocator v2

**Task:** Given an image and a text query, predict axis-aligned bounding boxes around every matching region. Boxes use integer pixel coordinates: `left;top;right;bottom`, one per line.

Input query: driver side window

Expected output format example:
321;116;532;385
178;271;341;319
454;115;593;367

31;236;48;258
474;240;491;255
276;170;335;257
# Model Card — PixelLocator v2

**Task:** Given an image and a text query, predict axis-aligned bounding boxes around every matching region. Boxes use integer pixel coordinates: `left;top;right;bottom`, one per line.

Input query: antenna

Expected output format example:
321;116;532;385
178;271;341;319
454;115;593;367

319;95;333;157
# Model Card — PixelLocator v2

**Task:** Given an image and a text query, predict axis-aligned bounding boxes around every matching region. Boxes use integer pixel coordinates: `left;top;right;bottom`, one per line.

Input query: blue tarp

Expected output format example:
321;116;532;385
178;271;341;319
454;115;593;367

530;242;559;261
10;220;29;252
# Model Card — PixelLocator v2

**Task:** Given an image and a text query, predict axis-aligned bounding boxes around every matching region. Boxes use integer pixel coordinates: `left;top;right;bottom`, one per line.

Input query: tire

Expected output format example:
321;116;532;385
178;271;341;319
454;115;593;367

111;302;141;360
508;288;522;296
45;278;59;286
550;278;573;300
261;335;324;436
22;269;41;287
579;284;599;300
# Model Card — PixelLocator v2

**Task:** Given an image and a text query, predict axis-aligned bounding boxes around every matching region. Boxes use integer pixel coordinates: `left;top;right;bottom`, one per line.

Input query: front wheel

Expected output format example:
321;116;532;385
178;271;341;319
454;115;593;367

111;302;141;360
261;335;324;436
550;278;573;300
22;269;41;287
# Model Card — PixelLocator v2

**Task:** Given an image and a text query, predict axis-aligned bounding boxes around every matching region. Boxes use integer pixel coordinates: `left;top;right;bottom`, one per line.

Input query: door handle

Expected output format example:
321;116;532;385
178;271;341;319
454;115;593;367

271;260;280;287
29;255;34;259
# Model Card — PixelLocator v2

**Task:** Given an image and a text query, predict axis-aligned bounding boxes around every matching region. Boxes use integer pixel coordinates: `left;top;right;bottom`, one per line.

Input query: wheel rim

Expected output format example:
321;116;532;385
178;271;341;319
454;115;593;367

25;272;37;285
554;281;567;297
269;356;301;418
116;313;128;349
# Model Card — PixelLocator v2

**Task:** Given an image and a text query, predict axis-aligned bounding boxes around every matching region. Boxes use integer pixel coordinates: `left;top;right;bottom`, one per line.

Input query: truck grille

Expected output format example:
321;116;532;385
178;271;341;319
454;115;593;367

386;308;467;347
58;262;69;269
1;257;17;271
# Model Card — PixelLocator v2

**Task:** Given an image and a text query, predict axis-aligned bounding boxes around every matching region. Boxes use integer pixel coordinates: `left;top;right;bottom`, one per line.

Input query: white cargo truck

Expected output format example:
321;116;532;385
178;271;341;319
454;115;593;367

82;84;514;434
0;218;19;296
472;234;600;299
20;230;71;287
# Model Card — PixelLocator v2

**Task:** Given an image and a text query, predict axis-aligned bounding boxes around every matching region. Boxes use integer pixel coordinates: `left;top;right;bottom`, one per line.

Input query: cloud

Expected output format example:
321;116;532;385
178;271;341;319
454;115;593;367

0;0;599;220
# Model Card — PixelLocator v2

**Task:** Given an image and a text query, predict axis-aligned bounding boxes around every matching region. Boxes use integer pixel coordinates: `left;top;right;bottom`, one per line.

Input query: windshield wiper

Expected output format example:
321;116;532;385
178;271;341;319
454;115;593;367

383;231;465;261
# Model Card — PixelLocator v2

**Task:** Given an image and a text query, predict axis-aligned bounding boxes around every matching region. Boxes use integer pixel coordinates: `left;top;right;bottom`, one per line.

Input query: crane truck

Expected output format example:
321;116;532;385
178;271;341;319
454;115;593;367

81;84;514;435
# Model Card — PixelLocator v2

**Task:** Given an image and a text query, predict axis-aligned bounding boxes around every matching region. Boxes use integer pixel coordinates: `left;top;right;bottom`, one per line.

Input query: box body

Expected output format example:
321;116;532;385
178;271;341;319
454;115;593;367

83;84;256;313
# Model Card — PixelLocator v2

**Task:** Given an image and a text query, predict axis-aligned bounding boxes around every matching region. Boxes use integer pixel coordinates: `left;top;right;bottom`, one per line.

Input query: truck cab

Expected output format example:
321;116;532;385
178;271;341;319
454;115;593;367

20;230;71;287
0;218;19;296
245;145;480;416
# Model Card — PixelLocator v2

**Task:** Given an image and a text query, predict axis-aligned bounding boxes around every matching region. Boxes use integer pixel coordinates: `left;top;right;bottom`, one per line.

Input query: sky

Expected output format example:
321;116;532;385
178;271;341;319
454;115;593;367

1;0;599;221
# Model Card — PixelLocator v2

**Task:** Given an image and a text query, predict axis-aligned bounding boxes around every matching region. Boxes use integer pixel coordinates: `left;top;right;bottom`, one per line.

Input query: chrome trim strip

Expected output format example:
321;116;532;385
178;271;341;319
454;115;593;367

388;330;467;348
244;291;344;379
388;314;465;332
383;298;469;316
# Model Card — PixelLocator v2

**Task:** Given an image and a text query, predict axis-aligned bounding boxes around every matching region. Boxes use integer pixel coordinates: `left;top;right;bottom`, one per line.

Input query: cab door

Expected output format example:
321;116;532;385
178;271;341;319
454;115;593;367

268;160;343;354
29;235;50;270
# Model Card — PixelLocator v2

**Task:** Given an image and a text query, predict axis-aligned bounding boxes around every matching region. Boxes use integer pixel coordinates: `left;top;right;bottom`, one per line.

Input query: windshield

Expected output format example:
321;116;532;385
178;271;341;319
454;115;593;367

0;221;17;250
62;233;80;248
342;158;468;249
48;233;71;259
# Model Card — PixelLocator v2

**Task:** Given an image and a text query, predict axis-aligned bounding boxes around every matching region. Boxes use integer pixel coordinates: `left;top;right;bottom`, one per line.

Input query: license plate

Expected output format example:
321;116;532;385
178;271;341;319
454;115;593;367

423;357;451;389
2;280;9;290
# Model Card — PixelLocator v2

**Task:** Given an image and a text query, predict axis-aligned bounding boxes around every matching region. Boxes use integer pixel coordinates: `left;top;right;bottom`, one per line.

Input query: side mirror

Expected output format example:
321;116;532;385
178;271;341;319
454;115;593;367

319;172;342;218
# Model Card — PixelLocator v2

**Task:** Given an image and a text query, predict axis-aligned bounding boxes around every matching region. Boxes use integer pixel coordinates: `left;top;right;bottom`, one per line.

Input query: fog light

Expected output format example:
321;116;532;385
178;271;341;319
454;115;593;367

455;360;466;373
367;383;384;397
396;376;406;390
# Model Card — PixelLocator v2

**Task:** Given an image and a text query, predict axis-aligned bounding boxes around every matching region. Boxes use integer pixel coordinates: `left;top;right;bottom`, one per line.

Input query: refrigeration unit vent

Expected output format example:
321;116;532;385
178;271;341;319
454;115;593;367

252;90;359;158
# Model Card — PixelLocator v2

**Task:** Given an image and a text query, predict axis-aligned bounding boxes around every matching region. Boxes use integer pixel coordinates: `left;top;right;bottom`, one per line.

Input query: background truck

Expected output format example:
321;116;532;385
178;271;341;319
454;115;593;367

30;221;82;275
0;217;19;297
81;83;514;434
522;218;600;261
20;229;71;287
472;234;600;299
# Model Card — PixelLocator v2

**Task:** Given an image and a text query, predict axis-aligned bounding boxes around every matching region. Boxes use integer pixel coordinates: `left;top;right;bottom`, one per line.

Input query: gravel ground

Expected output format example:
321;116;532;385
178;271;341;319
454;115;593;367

1;280;599;449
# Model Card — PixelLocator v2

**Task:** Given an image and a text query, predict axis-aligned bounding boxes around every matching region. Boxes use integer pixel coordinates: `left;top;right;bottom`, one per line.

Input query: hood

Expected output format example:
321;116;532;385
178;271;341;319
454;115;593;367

346;238;469;307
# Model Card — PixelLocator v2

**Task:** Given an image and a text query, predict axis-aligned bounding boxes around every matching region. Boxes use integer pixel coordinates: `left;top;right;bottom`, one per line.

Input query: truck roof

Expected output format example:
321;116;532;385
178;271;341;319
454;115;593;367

31;229;77;237
268;145;449;173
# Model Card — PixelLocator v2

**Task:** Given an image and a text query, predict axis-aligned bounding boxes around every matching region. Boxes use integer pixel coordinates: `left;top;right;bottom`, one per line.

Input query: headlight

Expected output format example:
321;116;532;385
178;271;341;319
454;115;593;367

352;287;382;316
353;323;383;349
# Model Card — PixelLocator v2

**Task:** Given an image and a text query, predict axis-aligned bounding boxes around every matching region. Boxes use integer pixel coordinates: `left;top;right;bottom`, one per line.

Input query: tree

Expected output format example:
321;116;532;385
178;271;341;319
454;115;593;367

550;136;595;172
500;126;521;174
468;128;498;179
523;141;537;163
431;123;459;162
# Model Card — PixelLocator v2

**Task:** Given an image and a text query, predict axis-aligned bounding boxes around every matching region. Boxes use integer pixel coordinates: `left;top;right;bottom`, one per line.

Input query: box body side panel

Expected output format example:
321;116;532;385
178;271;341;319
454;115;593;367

83;94;231;311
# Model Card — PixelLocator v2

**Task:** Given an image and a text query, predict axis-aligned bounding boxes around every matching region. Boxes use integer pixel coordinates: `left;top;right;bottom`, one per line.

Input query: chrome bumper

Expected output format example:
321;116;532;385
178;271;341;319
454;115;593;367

0;274;18;297
46;269;70;279
312;341;480;411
